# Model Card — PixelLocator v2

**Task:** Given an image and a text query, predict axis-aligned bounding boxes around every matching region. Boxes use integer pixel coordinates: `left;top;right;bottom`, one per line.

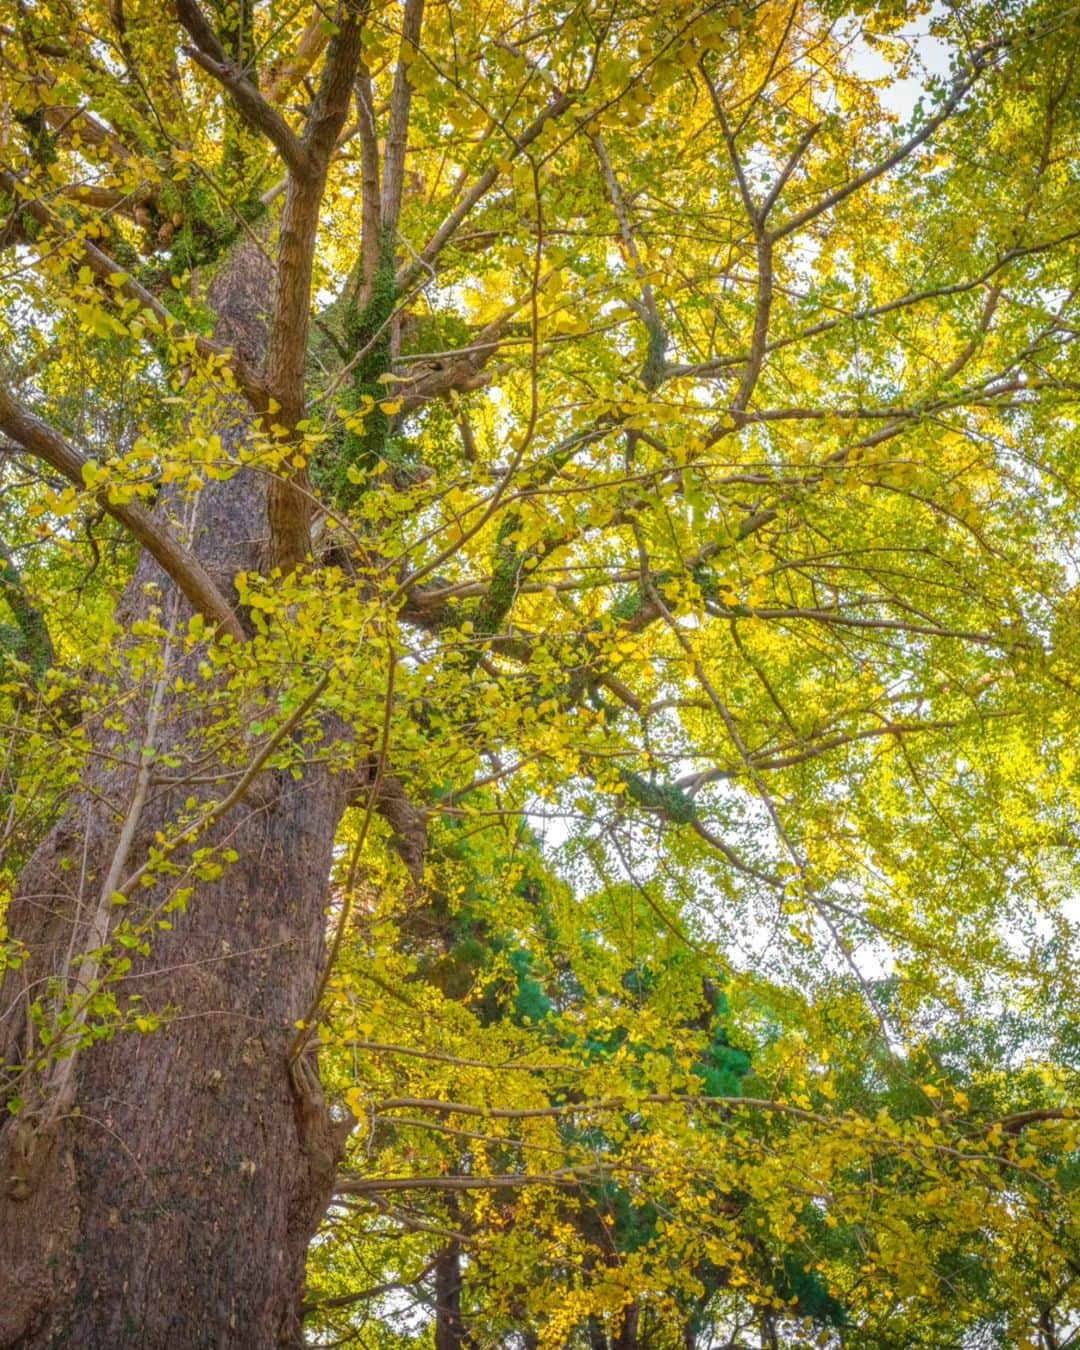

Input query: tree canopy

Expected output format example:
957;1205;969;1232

1;0;1079;1346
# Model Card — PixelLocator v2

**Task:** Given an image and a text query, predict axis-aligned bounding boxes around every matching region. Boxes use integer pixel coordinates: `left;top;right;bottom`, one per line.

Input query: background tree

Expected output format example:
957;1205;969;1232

1;0;1079;1345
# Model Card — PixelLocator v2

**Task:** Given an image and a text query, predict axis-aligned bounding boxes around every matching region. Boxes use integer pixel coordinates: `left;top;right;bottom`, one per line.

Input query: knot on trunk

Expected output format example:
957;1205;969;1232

2;1106;62;1203
287;1053;356;1241
366;770;427;883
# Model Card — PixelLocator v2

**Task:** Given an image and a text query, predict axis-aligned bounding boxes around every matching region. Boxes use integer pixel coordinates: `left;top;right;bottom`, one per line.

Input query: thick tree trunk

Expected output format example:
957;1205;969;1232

0;247;351;1346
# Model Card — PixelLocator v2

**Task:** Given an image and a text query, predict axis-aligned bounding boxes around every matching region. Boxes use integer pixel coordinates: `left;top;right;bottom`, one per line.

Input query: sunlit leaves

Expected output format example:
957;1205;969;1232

2;0;1080;1342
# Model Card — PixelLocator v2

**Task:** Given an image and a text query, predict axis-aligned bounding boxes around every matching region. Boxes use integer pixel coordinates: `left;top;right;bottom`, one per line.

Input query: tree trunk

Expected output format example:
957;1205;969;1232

434;1241;470;1350
0;247;352;1347
613;1301;640;1350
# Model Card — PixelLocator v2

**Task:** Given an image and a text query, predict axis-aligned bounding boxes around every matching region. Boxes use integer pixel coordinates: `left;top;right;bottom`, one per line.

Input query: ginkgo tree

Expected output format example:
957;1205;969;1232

1;0;1079;1345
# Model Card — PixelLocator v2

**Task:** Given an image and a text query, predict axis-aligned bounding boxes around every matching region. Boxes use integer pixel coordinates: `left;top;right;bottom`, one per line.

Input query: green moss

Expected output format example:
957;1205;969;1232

15;110;58;167
620;770;697;825
473;516;524;640
0;552;53;681
640;315;668;391
608;586;648;624
315;245;399;507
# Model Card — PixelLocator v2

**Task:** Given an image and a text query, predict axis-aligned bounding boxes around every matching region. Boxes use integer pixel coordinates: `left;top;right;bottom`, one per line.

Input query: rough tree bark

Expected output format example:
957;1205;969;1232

0;246;353;1348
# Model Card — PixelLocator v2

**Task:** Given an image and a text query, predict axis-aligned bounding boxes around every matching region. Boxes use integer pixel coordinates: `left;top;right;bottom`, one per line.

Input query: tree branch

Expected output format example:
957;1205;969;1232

175;0;312;179
354;58;383;309
0;386;245;642
380;0;425;244
265;13;331;106
395;89;572;292
771;44;999;241
0;167;265;403
264;2;365;572
335;1169;593;1195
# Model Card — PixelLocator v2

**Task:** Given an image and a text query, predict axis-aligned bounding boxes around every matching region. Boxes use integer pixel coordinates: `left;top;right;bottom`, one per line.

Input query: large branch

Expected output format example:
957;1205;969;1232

264;3;364;573
0;386;245;642
353;59;383;308
264;14;331;105
300;4;366;168
175;0;311;179
380;0;426;245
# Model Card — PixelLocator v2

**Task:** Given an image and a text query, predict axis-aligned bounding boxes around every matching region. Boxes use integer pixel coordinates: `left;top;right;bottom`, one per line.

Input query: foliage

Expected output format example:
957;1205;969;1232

2;0;1080;1345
